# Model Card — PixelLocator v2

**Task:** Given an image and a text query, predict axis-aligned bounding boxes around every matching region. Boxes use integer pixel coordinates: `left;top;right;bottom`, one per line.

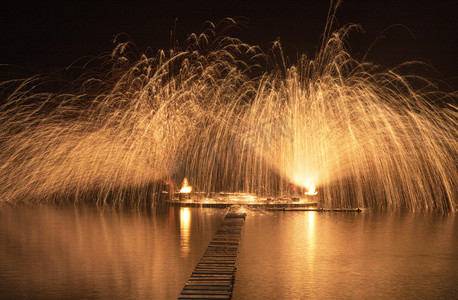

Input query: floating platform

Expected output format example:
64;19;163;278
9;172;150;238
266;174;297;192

168;192;319;209
267;207;363;212
178;212;246;300
167;192;363;212
168;200;318;209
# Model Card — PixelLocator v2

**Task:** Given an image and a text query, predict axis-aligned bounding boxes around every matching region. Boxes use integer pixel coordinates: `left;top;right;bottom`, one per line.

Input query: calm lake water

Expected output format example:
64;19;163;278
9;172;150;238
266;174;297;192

234;211;458;299
0;205;457;299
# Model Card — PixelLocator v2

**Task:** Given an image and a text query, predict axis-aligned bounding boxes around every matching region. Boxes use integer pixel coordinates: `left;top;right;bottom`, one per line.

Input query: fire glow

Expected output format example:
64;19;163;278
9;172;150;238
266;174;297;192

304;184;318;196
180;178;192;194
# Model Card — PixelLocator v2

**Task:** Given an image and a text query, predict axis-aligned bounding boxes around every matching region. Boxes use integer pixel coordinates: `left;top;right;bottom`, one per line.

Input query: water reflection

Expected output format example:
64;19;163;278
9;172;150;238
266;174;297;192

306;211;316;272
180;207;191;255
0;205;224;299
1;205;456;298
233;212;458;299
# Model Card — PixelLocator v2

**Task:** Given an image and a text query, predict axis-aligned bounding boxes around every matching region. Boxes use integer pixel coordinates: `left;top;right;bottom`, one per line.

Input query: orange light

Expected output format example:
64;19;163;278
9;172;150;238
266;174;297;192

303;183;318;196
180;177;192;193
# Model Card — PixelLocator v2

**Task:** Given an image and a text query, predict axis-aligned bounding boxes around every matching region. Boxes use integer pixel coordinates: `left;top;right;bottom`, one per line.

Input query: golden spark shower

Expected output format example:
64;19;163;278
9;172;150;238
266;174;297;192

0;15;456;211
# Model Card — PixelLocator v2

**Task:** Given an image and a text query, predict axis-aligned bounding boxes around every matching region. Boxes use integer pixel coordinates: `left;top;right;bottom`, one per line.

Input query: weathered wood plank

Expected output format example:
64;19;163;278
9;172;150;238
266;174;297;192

183;285;231;290
181;290;230;295
180;294;230;298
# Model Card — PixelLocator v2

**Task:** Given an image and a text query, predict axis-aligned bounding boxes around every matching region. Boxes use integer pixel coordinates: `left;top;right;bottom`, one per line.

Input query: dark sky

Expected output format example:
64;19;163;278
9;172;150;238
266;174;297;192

1;0;457;84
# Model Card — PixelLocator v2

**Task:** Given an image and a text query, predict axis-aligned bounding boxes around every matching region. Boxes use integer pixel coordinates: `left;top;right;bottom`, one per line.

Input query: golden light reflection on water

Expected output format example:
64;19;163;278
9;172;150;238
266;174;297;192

180;207;191;255
234;213;458;299
0;205;226;299
305;211;317;274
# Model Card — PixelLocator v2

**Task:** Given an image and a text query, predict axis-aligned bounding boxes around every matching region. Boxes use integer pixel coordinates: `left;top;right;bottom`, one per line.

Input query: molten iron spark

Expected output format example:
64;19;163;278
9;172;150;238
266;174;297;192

180;178;192;194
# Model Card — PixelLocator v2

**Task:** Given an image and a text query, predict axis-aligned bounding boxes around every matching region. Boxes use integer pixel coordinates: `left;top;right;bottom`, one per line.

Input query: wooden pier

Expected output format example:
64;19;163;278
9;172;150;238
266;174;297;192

178;212;246;299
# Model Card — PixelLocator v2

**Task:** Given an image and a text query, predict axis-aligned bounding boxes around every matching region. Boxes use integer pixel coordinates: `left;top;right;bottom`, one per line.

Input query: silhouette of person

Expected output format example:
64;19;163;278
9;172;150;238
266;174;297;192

164;178;175;200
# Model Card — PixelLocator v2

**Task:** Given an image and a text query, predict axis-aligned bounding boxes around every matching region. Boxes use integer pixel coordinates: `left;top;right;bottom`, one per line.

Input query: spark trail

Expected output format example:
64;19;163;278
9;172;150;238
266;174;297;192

0;18;456;211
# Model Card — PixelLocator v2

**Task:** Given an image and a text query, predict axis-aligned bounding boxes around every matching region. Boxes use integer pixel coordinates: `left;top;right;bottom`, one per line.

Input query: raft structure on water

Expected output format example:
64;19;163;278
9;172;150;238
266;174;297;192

167;191;362;212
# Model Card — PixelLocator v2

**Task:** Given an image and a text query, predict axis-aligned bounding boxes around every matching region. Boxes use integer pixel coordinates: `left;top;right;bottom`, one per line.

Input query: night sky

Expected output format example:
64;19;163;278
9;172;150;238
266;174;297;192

1;0;457;87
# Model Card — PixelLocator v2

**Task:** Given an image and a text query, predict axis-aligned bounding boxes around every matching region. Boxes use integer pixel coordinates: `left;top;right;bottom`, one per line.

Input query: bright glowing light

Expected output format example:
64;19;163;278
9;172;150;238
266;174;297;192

304;183;318;196
291;176;318;195
180;178;192;194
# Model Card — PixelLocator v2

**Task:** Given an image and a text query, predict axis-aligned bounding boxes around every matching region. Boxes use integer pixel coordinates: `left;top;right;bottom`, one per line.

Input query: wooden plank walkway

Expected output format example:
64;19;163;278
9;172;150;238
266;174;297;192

178;212;246;300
